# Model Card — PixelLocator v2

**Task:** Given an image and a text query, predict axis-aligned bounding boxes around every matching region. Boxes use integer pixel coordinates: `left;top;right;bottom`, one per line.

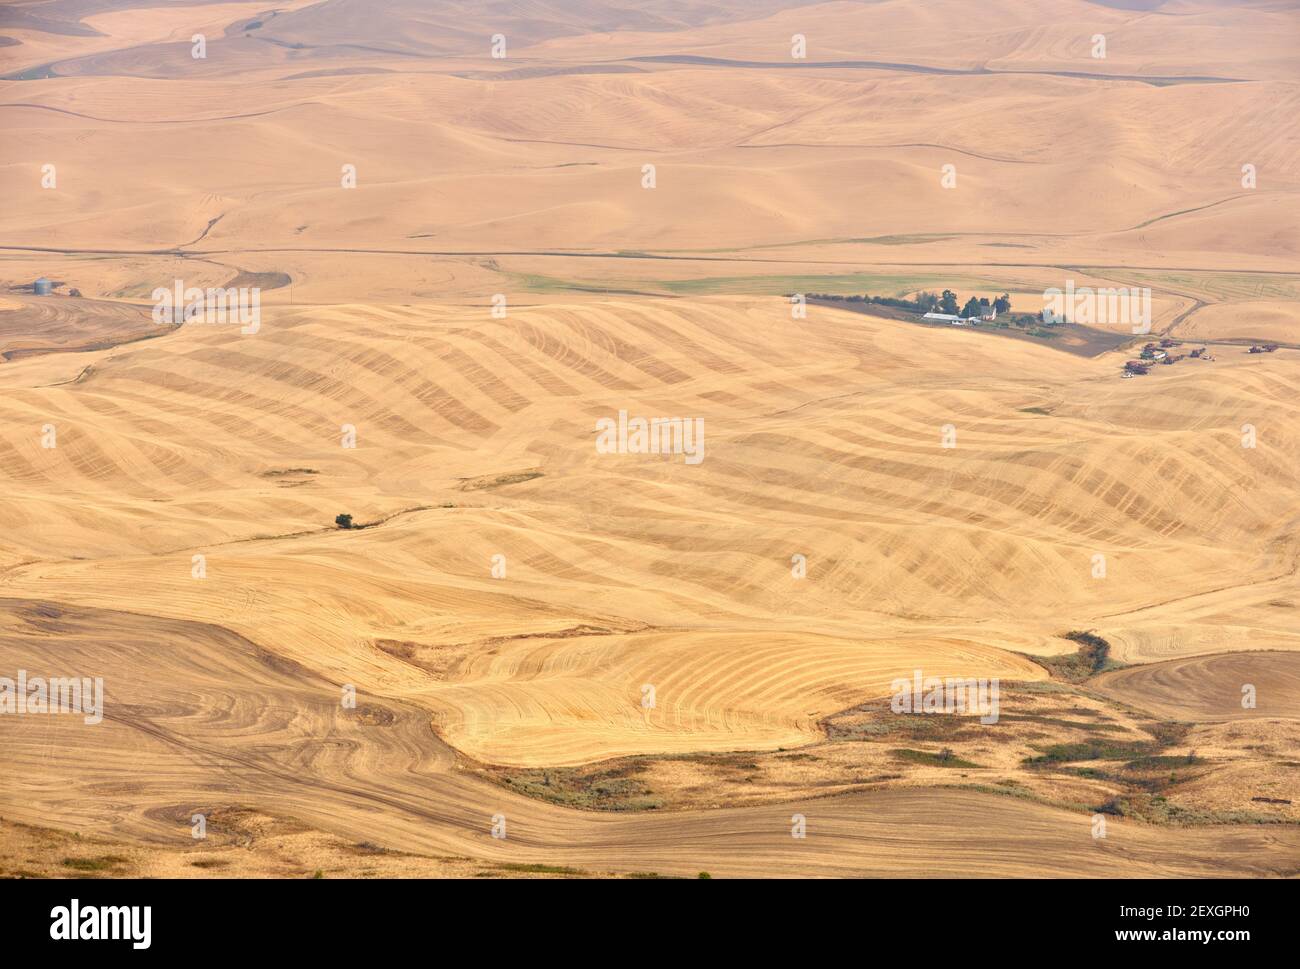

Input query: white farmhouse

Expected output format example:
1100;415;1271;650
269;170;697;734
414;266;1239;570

923;304;998;326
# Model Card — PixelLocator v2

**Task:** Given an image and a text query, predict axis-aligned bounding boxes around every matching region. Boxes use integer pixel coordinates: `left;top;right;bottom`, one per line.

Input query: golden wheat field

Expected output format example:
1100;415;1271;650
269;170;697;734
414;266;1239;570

0;0;1298;886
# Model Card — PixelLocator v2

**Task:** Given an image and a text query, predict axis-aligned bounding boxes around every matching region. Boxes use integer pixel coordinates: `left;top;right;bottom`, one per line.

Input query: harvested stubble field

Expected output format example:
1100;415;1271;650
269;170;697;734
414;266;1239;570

0;0;1297;879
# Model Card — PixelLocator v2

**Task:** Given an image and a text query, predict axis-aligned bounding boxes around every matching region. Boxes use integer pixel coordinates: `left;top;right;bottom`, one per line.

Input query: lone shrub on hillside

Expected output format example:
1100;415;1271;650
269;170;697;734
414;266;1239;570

334;513;353;529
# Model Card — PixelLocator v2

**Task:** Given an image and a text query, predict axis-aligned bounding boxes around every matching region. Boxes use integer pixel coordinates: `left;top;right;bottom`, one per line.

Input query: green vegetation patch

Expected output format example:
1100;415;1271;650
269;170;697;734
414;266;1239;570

494;863;588;876
1146;721;1193;747
1122;753;1202;772
1024;739;1152;765
890;747;984;768
829;709;979;744
61;855;129;872
992;712;1125;733
1095;793;1292;826
1031;631;1120;683
497;763;663;811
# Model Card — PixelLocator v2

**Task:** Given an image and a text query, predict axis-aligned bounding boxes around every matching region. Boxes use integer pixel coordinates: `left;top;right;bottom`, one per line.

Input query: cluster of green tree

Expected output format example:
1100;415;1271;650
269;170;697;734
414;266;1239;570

803;290;1012;317
802;292;921;310
928;290;1013;318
